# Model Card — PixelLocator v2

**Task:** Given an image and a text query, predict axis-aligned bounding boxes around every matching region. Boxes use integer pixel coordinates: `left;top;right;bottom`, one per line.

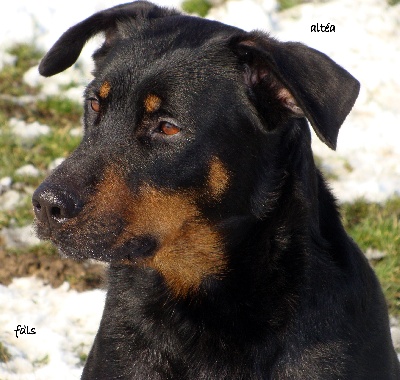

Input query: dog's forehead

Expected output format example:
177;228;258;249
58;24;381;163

133;14;239;48
96;15;239;74
91;19;243;105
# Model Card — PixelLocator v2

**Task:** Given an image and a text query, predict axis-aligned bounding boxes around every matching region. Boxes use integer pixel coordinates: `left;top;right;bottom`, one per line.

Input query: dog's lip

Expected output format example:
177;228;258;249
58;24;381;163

53;235;158;264
113;235;158;263
32;219;54;240
34;214;159;263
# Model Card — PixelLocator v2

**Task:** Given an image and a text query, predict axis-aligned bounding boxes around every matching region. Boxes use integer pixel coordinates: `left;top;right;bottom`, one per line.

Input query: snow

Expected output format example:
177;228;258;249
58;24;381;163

9;118;50;140
0;0;399;377
0;278;105;379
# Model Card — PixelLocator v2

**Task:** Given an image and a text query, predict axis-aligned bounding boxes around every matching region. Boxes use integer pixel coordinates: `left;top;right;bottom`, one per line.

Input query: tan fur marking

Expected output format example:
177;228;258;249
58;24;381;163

144;94;162;113
92;168;226;297
148;221;226;297
99;81;111;98
208;157;230;199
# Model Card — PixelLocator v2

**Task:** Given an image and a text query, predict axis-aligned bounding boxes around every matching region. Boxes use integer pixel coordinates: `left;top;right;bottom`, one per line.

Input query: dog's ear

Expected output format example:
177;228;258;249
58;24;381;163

232;33;360;150
39;1;179;77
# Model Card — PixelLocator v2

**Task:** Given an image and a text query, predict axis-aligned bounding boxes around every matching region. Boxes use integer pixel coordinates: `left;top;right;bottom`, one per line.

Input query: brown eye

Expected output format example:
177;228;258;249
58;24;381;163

90;99;101;113
159;121;180;136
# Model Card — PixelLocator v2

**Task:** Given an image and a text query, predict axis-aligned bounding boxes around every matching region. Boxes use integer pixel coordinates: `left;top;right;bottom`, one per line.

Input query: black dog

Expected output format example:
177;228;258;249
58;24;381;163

33;2;400;379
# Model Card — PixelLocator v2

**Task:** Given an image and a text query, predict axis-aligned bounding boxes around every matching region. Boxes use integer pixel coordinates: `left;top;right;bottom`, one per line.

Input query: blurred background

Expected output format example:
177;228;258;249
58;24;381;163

0;0;399;378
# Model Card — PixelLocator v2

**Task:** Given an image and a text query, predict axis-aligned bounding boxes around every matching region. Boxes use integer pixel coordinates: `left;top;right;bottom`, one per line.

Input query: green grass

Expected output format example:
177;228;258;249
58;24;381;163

33;354;50;367
0;95;82;127
182;0;212;17
277;0;305;11
0;341;11;363
75;343;89;365
0;43;82;231
0;120;81;181
0;119;81;230
342;197;400;316
0;43;43;96
0;197;35;229
4;241;59;259
36;96;82;126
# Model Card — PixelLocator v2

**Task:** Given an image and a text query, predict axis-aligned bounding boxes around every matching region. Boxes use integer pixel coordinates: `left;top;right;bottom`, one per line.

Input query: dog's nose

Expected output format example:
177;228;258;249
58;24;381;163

32;184;83;227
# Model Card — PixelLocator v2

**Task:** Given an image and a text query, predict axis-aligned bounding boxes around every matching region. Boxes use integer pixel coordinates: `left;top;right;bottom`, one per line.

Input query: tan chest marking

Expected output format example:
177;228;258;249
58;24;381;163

92;168;226;297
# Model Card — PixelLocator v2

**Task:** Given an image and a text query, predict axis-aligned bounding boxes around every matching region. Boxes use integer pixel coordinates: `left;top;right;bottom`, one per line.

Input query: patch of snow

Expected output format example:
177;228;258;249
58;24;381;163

47;158;65;172
0;278;106;379
70;127;83;138
0;177;13;194
9;118;50;140
0;225;41;250
0;52;16;72
392;326;400;352
0;191;23;212
15;165;41;178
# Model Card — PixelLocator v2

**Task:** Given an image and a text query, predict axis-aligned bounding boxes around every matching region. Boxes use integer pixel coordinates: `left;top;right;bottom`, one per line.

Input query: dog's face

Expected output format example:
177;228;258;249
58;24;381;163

33;1;359;297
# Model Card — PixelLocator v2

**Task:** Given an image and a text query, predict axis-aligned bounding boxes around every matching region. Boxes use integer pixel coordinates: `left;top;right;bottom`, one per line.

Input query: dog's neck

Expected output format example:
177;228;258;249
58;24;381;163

205;120;337;326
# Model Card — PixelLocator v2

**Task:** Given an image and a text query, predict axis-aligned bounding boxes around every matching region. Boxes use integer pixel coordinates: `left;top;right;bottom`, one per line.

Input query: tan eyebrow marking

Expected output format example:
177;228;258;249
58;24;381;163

144;94;162;113
99;81;111;98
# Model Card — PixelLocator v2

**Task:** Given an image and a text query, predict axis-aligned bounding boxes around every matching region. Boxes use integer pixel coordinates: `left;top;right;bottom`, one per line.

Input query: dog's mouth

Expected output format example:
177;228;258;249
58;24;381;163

32;165;224;270
59;236;158;263
33;217;158;264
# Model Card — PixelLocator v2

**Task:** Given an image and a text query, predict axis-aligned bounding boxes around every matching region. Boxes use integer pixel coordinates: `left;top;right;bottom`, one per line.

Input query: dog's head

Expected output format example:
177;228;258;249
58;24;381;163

33;1;359;297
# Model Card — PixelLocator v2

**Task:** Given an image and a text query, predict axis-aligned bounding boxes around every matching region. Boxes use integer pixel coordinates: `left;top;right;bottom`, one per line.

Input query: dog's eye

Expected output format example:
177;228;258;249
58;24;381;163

89;99;101;113
158;121;180;136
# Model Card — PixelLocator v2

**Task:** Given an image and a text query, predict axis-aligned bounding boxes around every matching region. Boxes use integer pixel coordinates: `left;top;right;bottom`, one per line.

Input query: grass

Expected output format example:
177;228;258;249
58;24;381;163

5;241;59;258
277;0;305;11
0;43;43;96
182;0;212;17
0;81;82;181
0;120;81;231
0;95;82;127
0;119;81;183
0;43;82;232
181;0;312;15
0;341;11;363
75;343;89;365
33;354;50;367
342;198;400;316
0;197;35;229
277;0;400;11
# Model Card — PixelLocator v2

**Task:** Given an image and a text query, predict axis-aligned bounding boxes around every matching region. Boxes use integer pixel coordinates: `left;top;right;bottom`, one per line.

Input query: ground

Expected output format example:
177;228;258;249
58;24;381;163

0;247;106;292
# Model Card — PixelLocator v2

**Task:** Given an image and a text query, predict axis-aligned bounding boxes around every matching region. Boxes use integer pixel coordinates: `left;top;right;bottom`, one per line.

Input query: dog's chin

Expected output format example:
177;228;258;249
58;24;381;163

56;235;158;264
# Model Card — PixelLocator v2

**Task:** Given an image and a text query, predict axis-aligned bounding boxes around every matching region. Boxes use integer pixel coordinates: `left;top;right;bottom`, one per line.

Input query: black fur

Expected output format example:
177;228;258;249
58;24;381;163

33;2;400;379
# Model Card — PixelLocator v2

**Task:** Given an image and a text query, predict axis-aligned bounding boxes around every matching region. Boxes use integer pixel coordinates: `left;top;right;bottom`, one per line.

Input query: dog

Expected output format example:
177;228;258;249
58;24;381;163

32;2;400;379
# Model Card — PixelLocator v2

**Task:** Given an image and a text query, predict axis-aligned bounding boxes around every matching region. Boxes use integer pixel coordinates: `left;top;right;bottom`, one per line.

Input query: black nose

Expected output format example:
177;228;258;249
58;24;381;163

32;184;83;227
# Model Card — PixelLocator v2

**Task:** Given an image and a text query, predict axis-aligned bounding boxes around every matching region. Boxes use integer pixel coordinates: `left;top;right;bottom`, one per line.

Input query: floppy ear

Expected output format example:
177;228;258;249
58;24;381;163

39;1;179;77
232;33;360;150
